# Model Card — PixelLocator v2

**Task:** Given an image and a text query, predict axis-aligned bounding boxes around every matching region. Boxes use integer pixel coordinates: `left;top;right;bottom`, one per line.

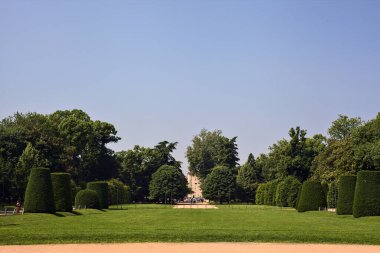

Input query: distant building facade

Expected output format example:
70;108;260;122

187;172;202;198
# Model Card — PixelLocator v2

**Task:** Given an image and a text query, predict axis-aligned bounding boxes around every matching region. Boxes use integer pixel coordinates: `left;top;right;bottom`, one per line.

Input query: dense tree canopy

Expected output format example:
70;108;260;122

201;166;235;203
149;165;188;203
117;141;181;202
186;129;239;179
236;153;263;202
0;110;120;201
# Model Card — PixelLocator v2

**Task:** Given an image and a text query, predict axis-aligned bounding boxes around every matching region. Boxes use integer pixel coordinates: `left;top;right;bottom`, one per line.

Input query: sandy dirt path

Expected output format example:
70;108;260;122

1;242;380;253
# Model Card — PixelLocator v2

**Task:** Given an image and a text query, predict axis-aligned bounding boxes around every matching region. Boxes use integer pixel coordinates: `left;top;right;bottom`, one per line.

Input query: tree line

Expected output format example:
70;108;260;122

1;109;379;204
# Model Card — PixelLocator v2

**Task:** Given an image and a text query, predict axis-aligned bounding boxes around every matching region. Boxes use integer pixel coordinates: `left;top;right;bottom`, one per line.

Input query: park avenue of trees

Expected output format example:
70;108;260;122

1;109;379;204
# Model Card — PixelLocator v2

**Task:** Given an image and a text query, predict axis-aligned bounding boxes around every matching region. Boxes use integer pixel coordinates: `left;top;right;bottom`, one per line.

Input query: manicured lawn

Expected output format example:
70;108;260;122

0;204;380;245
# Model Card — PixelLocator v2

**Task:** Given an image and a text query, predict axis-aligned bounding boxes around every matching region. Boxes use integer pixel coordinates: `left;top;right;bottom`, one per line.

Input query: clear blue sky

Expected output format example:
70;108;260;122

1;1;379;171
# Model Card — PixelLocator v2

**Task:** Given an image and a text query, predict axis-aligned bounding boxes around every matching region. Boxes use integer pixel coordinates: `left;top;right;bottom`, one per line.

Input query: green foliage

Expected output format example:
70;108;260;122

236;154;262;202
264;180;279;205
275;176;301;207
75;189;100;209
328;114;363;140
186;129;239;179
353;171;380;218
327;182;338;209
107;179;131;205
297;181;326;212
336;176;356;215
312;113;380;183
149;165;188;202
0;110;120;202
15;143;49;198
24;168;55;213
117;141;181;202
258;128;325;182
51;173;72;212
87;181;109;209
201;166;235;203
255;183;266;205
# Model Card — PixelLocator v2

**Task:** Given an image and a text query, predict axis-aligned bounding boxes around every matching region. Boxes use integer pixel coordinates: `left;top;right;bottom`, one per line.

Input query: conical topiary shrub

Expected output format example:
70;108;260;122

336;175;356;215
87;181;109;209
297;181;326;212
51;173;72;212
24;167;55;213
353;171;380;218
75;189;100;209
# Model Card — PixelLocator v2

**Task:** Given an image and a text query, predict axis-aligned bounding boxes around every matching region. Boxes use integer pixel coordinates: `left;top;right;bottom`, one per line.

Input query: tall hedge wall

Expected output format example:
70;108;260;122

297;181;326;212
353;171;380;218
336;176;356;215
51;173;72;212
75;189;100;209
255;183;266;205
276;176;301;208
87;181;109;209
24;168;55;213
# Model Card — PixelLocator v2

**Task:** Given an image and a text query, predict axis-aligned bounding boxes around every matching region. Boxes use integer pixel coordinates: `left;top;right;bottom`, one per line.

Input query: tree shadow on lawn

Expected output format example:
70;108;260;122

53;211;83;217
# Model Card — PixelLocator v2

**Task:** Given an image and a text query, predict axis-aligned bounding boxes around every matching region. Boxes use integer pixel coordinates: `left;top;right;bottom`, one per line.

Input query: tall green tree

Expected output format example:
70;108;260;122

15;143;49;198
186;129;239;179
149;165;188;203
201;166;236;203
117;141;181;202
236;153;262;202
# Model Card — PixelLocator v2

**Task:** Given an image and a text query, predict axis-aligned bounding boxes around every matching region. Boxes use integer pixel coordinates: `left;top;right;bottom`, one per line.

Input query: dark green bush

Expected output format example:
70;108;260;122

24;167;55;213
51;173;72;212
336;176;356;215
327;182;338;209
353;171;380;218
276;176;301;207
87;181;109;209
75;189;100;209
297;181;326;212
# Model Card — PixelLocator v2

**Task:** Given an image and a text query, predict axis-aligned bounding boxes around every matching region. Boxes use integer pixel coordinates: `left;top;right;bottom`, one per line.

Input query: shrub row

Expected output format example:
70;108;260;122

256;177;301;208
336;176;356;215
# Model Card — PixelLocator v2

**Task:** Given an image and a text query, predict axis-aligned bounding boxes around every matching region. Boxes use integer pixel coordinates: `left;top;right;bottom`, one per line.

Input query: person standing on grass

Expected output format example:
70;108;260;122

15;200;21;213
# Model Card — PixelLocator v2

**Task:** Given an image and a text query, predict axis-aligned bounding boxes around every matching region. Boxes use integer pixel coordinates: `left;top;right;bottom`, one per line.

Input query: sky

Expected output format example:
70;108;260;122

1;0;379;172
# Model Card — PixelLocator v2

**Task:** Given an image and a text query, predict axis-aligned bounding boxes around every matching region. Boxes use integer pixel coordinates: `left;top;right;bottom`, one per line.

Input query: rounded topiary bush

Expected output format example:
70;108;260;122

51;173;72;212
336;176;356;215
276;176;301;208
297;181;326;212
75;189;100;209
24;167;55;213
262;180;279;206
87;181;109;209
353;171;380;218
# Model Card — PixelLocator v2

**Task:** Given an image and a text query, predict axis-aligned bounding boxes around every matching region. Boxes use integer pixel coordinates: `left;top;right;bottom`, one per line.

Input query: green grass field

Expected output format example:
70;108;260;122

1;204;380;245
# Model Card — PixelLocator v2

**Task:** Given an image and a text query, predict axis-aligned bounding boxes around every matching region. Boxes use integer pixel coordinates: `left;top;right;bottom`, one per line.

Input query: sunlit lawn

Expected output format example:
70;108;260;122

0;204;379;245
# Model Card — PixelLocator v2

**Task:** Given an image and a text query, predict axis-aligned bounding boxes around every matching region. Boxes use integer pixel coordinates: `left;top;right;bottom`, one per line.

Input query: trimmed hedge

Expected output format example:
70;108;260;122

87;181;109;209
24;168;55;213
353;171;380;218
51;173;72;212
75;189;100;209
297;181;326;212
255;183;266;205
336;176;356;215
276;176;301;208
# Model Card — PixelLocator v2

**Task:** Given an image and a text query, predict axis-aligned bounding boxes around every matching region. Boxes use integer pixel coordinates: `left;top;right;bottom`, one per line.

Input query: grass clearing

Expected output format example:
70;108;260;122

0;204;379;245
